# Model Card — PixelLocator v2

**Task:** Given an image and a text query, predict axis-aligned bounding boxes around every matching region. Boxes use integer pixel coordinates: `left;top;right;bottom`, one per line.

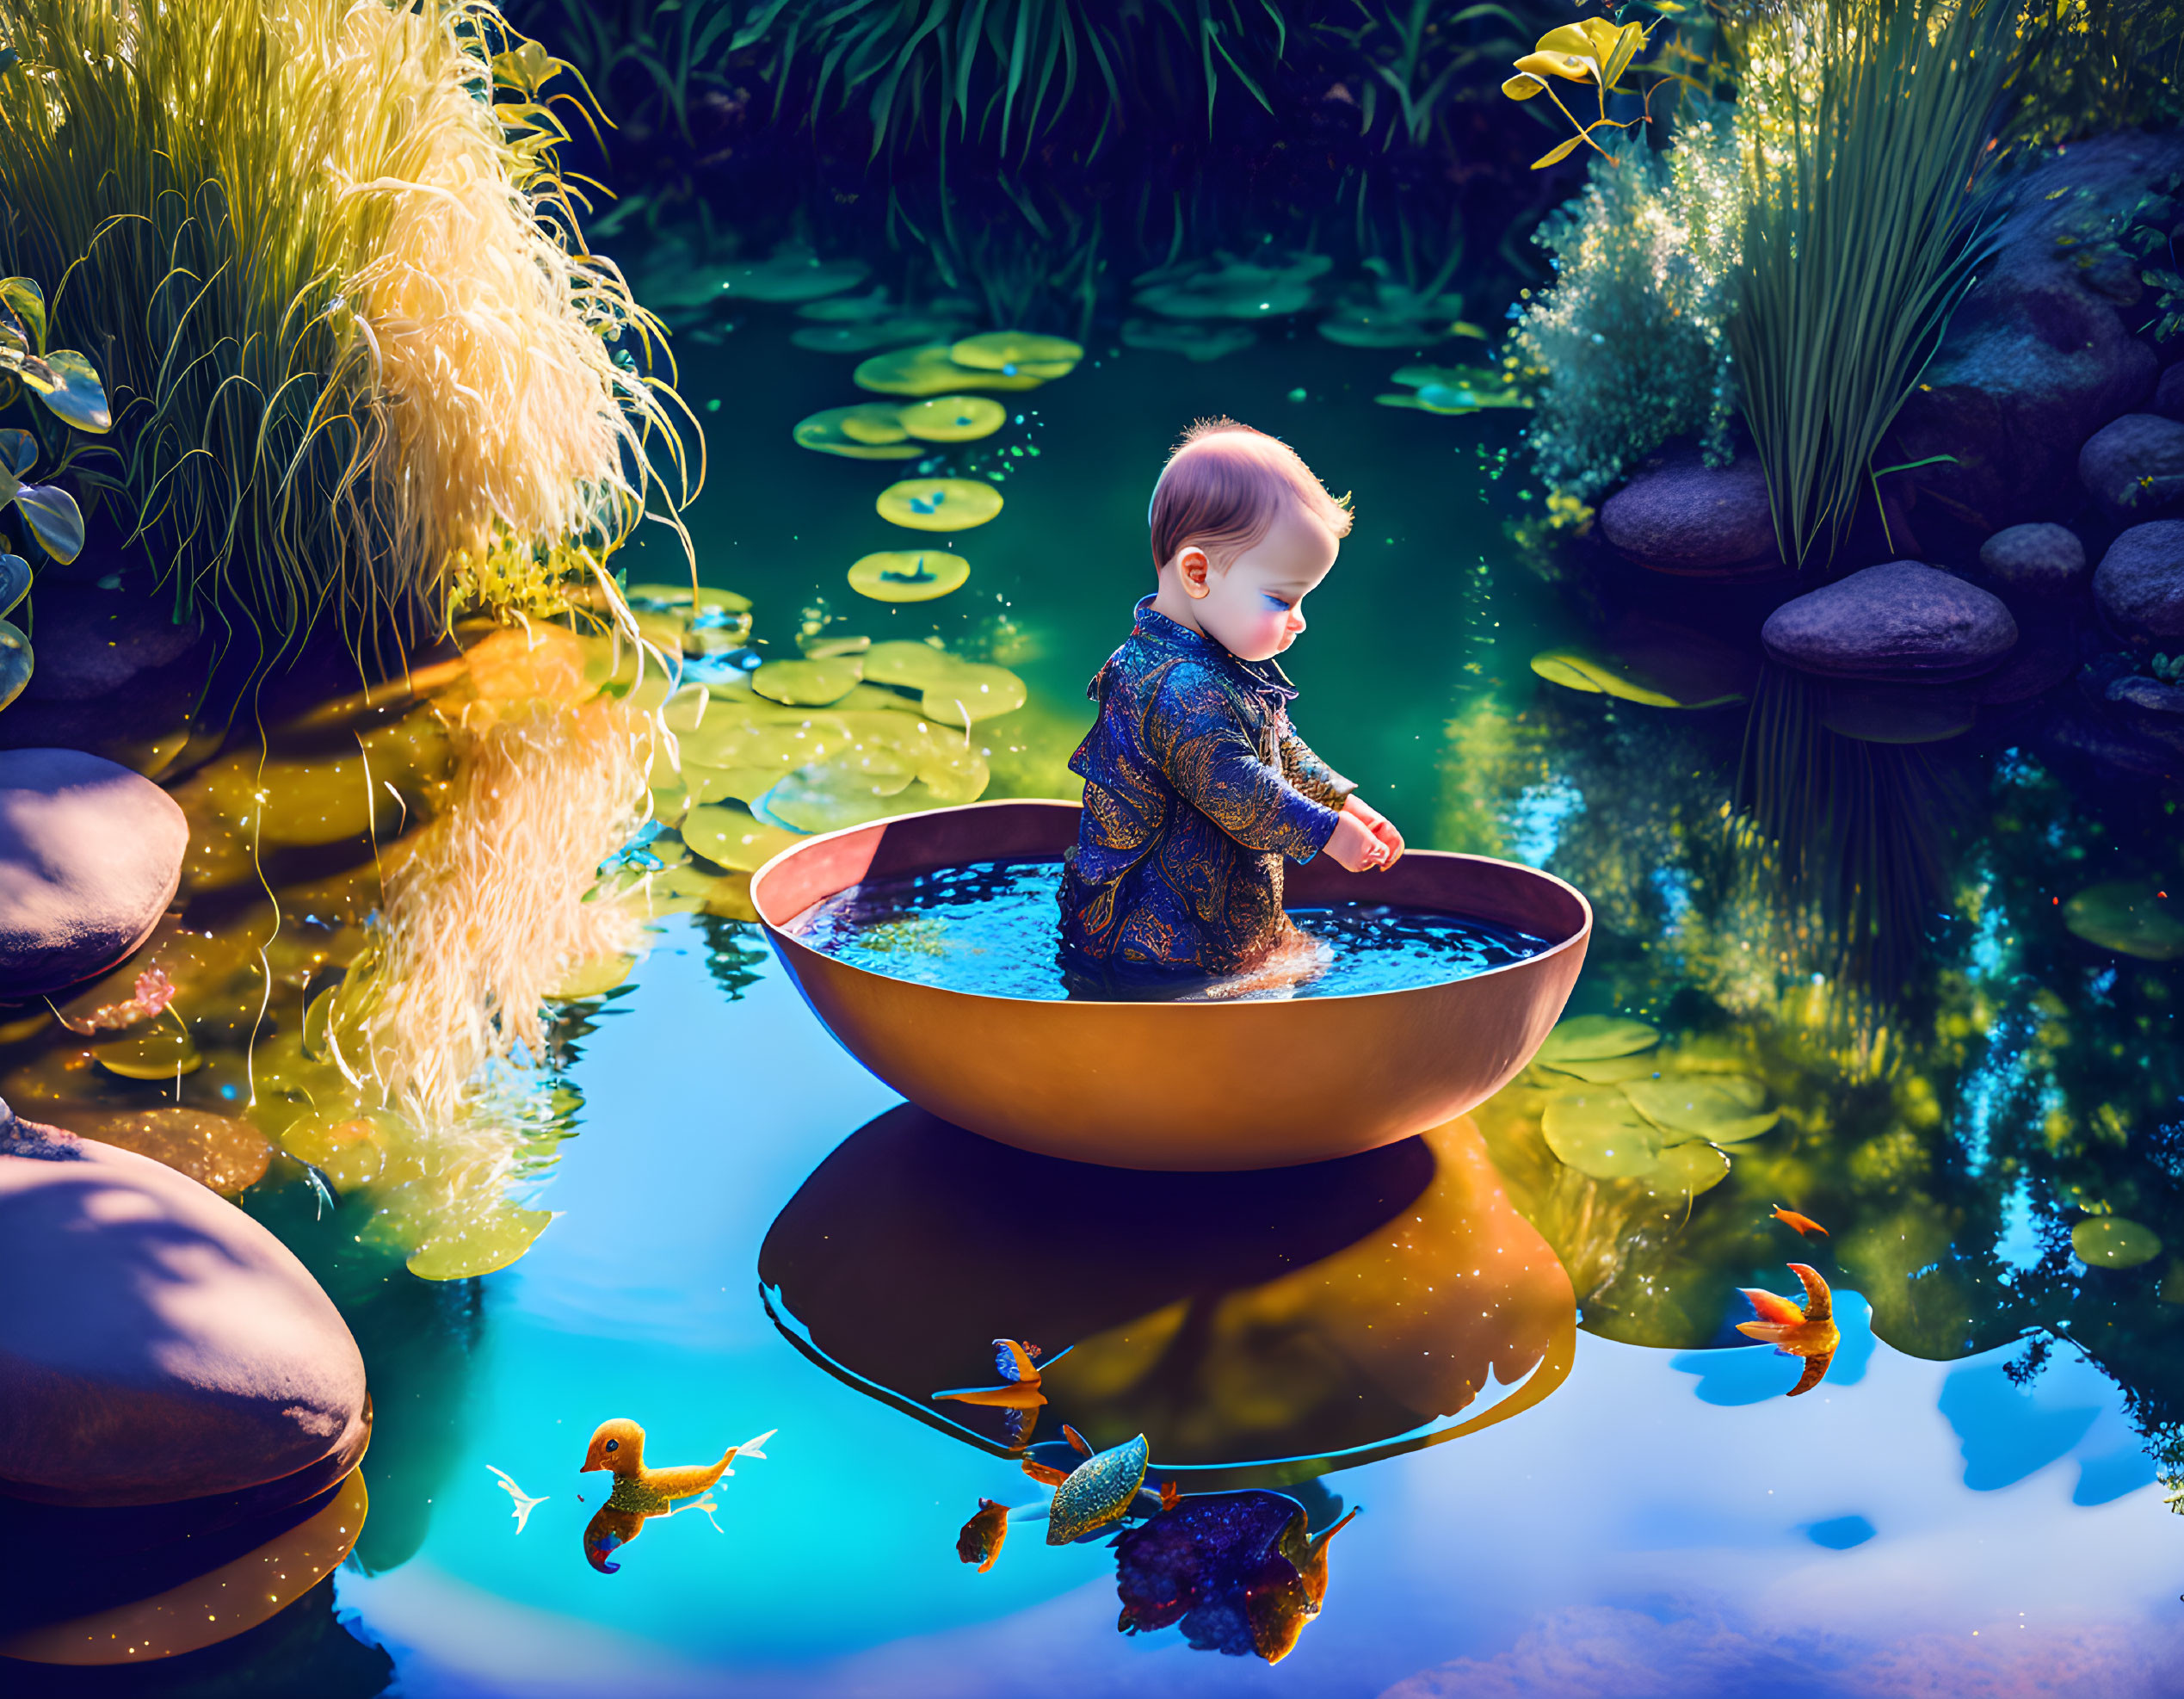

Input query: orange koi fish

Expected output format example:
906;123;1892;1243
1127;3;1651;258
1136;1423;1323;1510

1771;1205;1829;1239
1735;1263;1839;1398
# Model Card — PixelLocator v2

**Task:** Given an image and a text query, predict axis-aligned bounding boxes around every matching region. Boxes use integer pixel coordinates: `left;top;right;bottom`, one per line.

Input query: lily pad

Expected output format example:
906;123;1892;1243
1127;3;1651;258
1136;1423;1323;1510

918;661;1027;726
855;343;1048;396
623;582;754;615
1654;1140;1732;1196
1120;318;1257;361
862;640;959;689
878;479;1004;531
848;549;971;602
717;244;869;303
1621;1076;1779;1145
1541;1090;1663;1178
0;618;29;713
750;658;865;707
94;1024;202;1080
1536;1015;1660;1065
546;954;637;1000
2072;1215;2163;1269
792;317;967;355
1378;364;1529;415
1133;255;1330;321
2062;881;2184;960
949;331;1081;377
58;1105;270;1195
897;394;1007;442
793;405;920;460
1318;302;1457;349
795;287;899;323
407;1204;555;1280
763;767;951;833
1534;1052;1658;1085
682;802;803;872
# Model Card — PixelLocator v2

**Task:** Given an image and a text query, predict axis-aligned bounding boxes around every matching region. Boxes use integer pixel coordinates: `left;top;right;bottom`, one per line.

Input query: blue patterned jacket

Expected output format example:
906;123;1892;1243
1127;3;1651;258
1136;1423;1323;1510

1058;598;1355;979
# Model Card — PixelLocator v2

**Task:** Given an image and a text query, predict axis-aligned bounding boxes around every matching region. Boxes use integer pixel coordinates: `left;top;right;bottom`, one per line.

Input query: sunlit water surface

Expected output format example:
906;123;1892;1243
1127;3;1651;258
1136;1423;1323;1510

20;305;2183;1697
783;857;1547;998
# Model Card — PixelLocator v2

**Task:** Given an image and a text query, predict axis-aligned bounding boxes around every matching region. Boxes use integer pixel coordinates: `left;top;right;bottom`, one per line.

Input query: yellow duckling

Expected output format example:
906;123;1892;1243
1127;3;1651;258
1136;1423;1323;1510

579;1418;774;1572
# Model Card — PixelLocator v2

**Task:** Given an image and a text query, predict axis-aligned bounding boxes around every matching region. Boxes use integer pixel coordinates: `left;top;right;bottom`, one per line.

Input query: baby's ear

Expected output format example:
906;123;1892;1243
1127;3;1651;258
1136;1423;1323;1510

1175;546;1212;597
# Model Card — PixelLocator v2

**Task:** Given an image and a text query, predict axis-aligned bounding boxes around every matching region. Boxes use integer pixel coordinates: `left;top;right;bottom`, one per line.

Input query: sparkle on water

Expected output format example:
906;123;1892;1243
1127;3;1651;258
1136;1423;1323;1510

784;857;1547;999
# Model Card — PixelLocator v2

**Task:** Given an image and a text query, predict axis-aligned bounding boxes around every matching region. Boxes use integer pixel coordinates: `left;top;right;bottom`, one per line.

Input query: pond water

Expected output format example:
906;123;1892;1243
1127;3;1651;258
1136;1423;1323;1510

782;857;1548;999
11;300;2184;1697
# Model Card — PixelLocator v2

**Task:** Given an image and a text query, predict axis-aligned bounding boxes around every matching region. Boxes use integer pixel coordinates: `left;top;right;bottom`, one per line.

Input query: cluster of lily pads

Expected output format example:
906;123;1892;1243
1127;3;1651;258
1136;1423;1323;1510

791;330;1079;603
1519;1013;1782;1189
1121;249;1488;361
620;584;1027;884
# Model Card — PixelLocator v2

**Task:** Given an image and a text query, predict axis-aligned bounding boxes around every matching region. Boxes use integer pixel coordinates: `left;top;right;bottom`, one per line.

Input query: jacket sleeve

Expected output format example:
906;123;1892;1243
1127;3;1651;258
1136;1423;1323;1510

1143;663;1341;861
1279;729;1357;812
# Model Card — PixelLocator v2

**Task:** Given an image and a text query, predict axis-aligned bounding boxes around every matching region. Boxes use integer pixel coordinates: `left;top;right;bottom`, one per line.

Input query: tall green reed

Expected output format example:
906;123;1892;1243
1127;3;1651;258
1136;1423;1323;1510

1728;0;2017;574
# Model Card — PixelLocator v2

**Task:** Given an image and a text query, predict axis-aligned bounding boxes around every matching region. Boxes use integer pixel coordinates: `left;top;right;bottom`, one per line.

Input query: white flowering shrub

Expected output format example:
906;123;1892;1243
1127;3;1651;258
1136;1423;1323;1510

1511;96;1747;500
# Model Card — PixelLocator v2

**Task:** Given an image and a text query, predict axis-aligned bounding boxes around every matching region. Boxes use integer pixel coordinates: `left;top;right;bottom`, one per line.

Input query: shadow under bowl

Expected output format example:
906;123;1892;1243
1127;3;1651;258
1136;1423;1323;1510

751;800;1591;1171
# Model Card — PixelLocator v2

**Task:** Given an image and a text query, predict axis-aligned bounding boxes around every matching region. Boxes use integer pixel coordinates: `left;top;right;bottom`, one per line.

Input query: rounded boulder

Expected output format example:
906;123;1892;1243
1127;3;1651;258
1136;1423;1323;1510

2079;413;2184;521
1978;523;2088;596
2095;521;2184;647
1761;561;2019;682
0;1107;368;1508
0;748;186;998
1598;450;1779;577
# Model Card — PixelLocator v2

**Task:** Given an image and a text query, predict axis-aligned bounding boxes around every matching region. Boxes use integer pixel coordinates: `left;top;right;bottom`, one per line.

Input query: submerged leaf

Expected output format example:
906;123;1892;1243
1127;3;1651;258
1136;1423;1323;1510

2063;881;2184;961
1535;1014;1659;1063
2072;1216;2163;1269
1621;1076;1778;1145
1540;1090;1663;1177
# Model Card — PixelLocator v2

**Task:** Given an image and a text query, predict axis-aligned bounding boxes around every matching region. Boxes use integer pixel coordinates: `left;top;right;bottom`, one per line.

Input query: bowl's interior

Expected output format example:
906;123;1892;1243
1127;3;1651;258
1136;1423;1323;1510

753;800;1589;959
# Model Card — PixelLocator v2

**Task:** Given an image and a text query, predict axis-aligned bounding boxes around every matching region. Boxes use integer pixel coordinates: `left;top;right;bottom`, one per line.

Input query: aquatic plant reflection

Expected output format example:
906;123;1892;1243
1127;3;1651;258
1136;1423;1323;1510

761;1106;1576;1478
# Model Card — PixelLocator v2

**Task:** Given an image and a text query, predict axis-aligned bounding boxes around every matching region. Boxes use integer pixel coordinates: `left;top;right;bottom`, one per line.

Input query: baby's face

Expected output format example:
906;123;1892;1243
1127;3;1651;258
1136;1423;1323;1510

1192;506;1340;664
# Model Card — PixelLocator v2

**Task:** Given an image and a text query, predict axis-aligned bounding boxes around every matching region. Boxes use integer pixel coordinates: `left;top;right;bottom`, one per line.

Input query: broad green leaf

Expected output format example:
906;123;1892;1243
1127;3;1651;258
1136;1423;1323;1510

0;277;45;354
2071;1216;2162;1269
1621;1076;1779;1146
1535;1052;1658;1084
407;1205;554;1280
2063;881;2184;961
1601;21;1648;87
0;428;34;476
1654;1140;1731;1196
0;618;28;712
11;482;83;562
24;349;110;433
1532;135;1583;170
0;552;28;618
1536;1014;1659;1064
1541;1090;1662;1178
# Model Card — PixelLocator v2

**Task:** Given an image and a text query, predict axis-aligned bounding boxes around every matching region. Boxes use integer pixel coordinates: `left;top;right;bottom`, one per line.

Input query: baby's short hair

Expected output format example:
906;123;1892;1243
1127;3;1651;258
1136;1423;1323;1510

1148;418;1354;573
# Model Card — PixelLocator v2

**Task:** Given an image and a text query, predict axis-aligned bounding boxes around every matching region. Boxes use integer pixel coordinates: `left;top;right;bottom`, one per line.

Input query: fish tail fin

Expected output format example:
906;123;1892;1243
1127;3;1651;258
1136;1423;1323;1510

732;1428;777;1462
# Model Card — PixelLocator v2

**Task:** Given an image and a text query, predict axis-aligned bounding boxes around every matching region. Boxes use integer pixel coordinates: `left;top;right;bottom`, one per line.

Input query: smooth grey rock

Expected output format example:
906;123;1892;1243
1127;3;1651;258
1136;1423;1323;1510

2108;674;2184;714
1597;448;1780;576
1761;561;2020;681
2156;361;2184;423
1892;134;2184;534
2080;413;2184;518
0;748;187;998
1975;626;2081;704
2095;521;2184;645
0;1103;367;1507
1978;522;2088;594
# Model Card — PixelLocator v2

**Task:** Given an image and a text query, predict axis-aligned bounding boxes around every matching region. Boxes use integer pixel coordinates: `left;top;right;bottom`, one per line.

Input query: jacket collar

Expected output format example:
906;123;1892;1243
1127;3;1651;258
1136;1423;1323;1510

1127;595;1299;702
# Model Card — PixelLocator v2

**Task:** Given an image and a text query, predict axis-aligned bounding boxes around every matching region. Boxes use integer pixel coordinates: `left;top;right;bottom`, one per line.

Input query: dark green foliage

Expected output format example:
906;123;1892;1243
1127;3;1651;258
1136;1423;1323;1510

2006;0;2184;147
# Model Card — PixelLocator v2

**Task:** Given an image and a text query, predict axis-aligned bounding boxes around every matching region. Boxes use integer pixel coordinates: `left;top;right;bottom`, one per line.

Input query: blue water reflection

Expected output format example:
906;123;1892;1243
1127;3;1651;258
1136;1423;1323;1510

330;924;2184;1698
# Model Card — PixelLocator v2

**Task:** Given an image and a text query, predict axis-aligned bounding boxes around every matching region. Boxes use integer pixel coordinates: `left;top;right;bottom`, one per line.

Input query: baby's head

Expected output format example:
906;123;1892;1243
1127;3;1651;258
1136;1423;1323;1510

1147;419;1353;664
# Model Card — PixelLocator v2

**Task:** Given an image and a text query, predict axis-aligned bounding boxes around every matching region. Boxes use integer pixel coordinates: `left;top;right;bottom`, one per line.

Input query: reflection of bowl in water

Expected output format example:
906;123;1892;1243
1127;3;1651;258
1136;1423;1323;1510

752;800;1592;1169
760;1105;1575;1481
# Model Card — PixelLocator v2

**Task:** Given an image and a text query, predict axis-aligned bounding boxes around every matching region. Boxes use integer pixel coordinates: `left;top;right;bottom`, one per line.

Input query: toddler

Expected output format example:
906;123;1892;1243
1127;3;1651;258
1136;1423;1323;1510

1058;419;1404;987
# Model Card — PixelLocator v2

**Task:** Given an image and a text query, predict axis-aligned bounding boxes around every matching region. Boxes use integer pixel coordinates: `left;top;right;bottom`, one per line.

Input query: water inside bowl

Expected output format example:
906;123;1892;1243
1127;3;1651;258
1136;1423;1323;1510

781;856;1549;1000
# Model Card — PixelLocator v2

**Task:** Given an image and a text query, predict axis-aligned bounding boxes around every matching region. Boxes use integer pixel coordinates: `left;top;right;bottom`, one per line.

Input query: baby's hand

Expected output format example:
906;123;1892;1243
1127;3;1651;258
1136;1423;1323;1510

1325;809;1391;873
1342;795;1404;868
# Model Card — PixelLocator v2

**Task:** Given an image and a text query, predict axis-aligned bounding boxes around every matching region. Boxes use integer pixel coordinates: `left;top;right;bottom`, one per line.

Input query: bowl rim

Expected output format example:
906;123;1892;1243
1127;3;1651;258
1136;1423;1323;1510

750;796;1593;1009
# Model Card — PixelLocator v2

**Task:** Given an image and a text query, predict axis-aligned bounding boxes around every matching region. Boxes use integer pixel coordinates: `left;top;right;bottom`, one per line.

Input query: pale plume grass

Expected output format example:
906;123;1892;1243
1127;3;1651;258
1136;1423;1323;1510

334;627;654;1131
0;0;691;659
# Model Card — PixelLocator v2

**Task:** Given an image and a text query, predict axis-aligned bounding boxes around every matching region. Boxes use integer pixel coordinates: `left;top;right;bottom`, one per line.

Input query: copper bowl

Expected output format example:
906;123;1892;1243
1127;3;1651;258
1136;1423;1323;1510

751;800;1590;1171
